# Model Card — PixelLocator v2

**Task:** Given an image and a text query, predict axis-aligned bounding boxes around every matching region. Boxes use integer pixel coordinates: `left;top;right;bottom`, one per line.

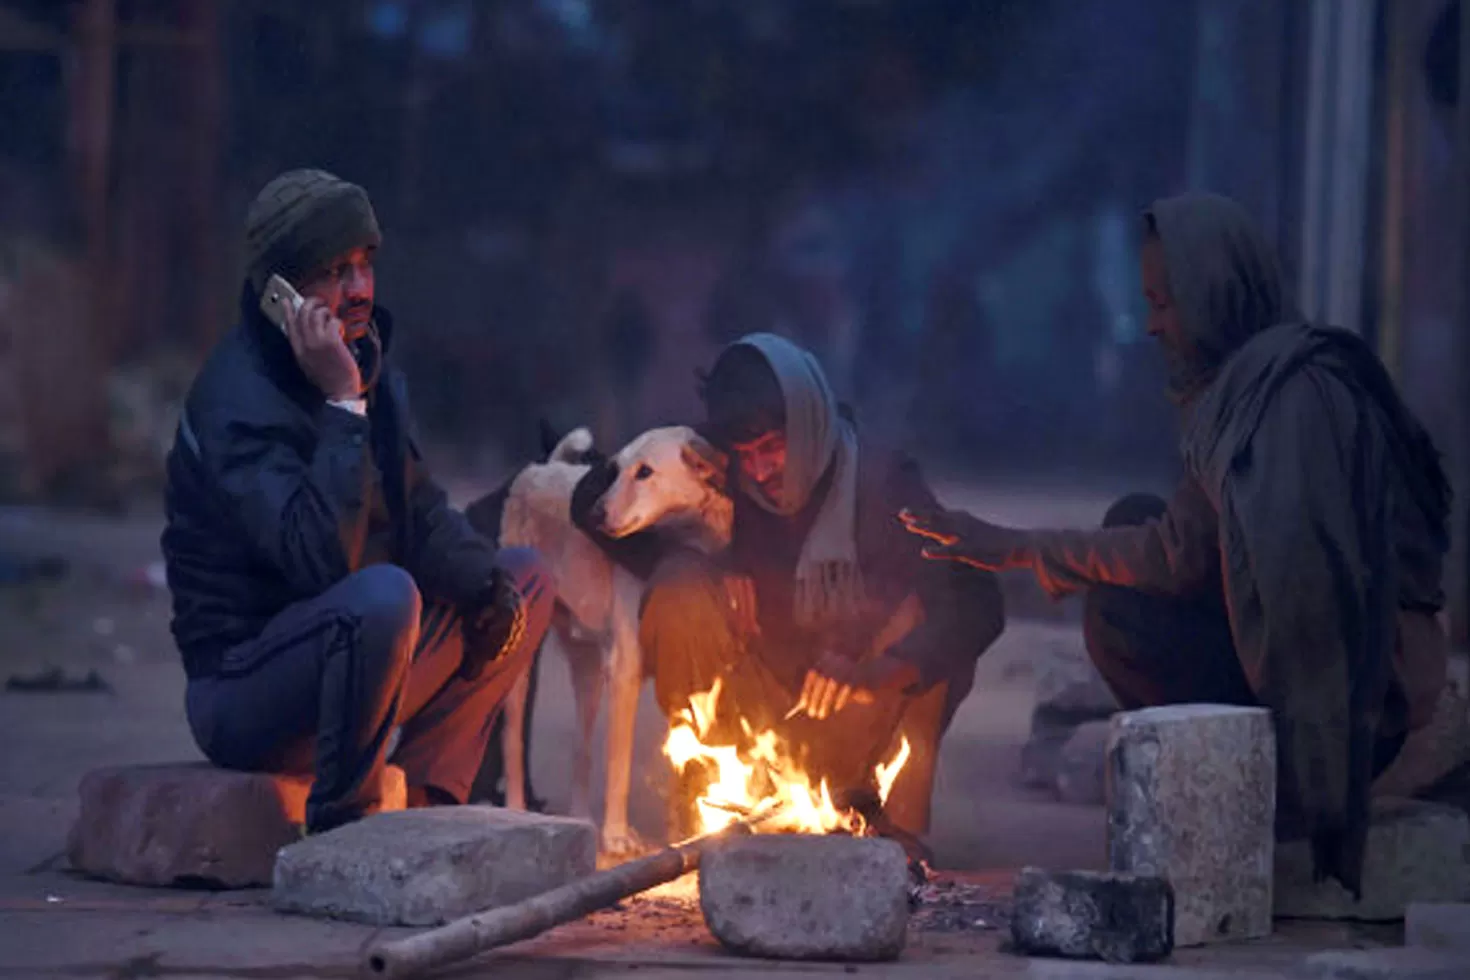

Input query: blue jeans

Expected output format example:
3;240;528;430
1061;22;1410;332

185;549;554;833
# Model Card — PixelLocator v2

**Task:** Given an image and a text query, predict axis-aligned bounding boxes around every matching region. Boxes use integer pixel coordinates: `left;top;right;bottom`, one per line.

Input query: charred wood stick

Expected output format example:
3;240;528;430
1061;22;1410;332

361;820;757;979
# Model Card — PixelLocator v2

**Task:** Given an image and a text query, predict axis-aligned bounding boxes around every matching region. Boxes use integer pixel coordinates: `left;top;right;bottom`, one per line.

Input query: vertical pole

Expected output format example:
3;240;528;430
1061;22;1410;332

1375;0;1413;383
182;0;224;355
1453;0;1470;643
62;0;117;494
1297;0;1333;320
1297;0;1376;332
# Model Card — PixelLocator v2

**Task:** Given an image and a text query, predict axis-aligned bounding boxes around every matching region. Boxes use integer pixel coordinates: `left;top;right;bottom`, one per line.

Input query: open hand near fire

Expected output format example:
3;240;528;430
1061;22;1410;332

792;652;915;721
899;506;1031;572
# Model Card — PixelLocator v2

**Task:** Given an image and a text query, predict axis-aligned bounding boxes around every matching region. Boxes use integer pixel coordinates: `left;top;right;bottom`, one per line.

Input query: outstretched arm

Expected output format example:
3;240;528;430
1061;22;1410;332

901;474;1220;599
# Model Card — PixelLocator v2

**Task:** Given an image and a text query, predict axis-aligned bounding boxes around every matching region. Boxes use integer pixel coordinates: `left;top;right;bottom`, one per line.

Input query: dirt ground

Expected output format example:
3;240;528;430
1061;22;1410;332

0;478;1409;978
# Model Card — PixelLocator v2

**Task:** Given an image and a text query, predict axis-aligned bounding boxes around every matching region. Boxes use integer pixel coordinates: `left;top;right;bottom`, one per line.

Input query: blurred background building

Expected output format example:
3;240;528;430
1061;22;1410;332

0;0;1466;630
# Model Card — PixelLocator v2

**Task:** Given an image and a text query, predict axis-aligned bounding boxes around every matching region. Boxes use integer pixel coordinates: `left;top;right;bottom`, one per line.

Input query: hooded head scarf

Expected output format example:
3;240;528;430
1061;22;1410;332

1150;192;1451;897
1145;192;1292;401
703;332;865;626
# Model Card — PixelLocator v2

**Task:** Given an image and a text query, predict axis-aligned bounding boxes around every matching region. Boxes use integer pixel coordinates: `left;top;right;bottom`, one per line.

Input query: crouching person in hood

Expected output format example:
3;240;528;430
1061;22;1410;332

640;332;1006;848
903;192;1453;897
161;169;555;834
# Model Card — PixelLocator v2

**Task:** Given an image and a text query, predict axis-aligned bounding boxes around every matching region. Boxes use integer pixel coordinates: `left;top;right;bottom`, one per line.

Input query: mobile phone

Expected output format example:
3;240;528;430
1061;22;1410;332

259;273;304;333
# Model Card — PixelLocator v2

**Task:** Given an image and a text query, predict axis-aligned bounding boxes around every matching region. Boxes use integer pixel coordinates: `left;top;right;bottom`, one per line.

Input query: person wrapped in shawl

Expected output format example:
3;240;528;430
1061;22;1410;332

640;333;1006;845
902;192;1452;896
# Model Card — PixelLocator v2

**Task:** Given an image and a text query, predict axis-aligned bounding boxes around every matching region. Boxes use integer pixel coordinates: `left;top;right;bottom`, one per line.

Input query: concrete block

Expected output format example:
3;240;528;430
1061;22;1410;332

1302;947;1470;980
699;834;910;961
1406;903;1470;952
1035;639;1121;718
272;805;596;926
1274;799;1470;921
67;762;405;888
1107;705;1276;947
1010;867;1174;964
1056;721;1110;806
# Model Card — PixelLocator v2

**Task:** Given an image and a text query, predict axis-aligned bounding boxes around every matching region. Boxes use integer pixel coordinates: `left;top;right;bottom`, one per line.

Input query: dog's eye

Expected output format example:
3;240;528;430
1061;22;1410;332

635;463;654;481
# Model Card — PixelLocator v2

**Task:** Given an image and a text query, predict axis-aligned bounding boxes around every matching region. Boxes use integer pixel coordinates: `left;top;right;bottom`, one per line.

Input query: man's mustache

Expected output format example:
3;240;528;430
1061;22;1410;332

338;301;373;322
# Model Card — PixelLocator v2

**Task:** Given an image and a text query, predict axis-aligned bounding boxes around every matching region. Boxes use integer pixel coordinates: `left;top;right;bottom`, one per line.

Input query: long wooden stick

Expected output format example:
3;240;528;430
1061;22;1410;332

361;821;752;979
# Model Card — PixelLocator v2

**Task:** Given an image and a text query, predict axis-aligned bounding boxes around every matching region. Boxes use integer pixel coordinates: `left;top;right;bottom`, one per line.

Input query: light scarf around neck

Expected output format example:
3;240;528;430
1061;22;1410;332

730;333;864;628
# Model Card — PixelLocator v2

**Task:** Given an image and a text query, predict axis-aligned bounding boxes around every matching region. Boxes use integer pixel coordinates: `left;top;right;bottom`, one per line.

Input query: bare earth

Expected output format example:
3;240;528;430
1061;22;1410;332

0;481;1403;978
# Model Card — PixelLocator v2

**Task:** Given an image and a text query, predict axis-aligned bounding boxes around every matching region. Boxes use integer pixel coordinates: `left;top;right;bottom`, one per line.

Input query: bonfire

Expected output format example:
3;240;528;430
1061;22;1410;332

662;677;912;838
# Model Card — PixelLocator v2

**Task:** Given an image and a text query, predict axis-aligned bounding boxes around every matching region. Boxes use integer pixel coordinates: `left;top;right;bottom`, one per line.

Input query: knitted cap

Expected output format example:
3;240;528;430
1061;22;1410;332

243;169;382;292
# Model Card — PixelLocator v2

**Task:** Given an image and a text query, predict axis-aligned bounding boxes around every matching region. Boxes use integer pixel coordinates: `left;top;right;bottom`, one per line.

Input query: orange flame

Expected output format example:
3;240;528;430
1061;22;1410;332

662;678;910;837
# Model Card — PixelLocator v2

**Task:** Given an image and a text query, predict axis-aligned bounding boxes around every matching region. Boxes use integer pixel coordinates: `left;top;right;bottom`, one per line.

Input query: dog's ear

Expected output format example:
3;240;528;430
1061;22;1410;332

681;434;729;491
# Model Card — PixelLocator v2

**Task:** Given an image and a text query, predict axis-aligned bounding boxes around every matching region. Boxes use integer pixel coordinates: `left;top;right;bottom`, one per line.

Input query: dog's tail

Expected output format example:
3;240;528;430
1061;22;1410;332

549;427;595;464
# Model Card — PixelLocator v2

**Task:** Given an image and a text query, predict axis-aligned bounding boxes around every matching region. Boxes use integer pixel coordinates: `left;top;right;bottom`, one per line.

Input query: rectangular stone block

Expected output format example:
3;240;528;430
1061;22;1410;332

1275;799;1470;921
1303;947;1470;980
1407;903;1470;952
67;762;405;889
699;834;910;961
1010;867;1174;964
1107;705;1276;947
1056;720;1111;806
272;806;597;926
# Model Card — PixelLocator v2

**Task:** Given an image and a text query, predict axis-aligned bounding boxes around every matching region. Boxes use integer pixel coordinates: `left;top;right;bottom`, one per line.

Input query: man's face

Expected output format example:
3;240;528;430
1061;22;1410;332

730;429;788;506
1140;237;1193;380
299;245;376;342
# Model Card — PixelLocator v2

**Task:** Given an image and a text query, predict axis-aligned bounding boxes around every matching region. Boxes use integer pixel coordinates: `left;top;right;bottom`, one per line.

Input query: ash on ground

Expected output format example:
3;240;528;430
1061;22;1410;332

582;871;1013;937
910;875;1013;933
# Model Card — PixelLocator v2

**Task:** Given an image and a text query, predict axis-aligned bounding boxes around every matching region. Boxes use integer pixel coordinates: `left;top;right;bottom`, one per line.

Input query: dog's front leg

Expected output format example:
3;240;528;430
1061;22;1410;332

599;567;647;859
565;630;603;822
502;669;529;811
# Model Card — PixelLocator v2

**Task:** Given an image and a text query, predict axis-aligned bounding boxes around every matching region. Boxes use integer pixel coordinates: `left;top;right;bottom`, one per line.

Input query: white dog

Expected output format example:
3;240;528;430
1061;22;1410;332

486;424;732;856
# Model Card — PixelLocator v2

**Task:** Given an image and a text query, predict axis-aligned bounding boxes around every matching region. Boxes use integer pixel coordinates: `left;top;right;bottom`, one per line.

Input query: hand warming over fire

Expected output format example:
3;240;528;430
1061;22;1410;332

791;652;913;721
899;506;1032;572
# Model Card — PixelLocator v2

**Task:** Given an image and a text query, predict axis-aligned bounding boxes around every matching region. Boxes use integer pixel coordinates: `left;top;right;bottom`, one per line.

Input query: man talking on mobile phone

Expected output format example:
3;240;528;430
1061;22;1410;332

160;169;555;835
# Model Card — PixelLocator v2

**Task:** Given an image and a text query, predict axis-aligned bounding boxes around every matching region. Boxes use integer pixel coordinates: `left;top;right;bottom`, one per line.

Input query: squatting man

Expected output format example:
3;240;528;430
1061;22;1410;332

161;169;555;834
901;192;1460;896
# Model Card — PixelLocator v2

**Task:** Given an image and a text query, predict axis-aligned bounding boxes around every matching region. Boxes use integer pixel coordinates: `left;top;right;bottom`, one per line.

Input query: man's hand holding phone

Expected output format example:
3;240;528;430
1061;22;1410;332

281;296;362;401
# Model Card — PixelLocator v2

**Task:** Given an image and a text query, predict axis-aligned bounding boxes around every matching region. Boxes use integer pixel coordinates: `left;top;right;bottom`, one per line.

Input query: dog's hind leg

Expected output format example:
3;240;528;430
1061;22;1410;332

599;567;647;859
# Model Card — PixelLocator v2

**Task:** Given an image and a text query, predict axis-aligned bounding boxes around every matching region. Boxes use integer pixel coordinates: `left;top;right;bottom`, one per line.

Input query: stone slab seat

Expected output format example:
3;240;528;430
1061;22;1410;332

67;762;406;889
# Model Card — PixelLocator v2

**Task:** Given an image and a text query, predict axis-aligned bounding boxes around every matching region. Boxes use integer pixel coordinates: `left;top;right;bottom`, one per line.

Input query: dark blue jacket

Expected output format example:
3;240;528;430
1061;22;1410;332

161;287;499;679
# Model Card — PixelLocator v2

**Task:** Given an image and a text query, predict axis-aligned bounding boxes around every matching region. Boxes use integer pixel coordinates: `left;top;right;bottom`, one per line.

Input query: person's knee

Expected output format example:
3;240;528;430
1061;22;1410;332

340;564;421;652
1082;584;1134;653
1101;492;1168;529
